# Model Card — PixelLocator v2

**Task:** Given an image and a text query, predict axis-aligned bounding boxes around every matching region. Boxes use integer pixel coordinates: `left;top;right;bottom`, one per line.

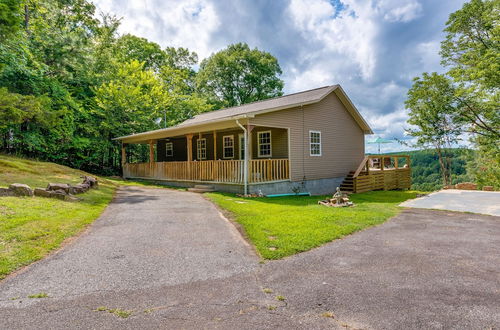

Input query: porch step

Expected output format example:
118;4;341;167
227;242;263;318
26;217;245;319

188;185;215;193
194;184;214;189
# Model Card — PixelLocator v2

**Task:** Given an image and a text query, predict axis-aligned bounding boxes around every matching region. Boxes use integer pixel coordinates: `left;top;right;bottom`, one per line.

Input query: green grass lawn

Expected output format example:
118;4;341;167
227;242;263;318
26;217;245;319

0;155;121;279
206;190;420;259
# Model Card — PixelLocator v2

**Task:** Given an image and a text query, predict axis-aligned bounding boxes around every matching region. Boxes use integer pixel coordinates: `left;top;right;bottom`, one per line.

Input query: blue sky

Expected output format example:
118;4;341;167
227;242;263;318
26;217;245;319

93;0;467;153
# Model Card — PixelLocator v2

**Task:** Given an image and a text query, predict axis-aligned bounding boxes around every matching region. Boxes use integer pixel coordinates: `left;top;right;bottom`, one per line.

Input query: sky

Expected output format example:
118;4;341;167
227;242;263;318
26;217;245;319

93;0;467;153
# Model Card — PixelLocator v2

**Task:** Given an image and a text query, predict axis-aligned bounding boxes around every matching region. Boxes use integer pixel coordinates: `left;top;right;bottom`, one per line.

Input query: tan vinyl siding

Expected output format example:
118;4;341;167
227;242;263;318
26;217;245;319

251;127;288;159
249;92;364;181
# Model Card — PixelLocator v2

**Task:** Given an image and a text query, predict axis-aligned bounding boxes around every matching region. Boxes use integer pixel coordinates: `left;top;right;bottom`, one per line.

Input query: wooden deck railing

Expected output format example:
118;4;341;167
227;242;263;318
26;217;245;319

351;155;411;193
123;159;290;184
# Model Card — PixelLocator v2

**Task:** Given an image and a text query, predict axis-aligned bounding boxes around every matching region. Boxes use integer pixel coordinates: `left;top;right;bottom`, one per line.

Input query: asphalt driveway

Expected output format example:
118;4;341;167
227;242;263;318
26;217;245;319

0;187;499;329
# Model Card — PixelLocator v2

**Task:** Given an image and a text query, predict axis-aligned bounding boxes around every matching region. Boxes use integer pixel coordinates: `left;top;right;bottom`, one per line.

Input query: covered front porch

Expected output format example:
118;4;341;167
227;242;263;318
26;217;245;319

121;125;290;185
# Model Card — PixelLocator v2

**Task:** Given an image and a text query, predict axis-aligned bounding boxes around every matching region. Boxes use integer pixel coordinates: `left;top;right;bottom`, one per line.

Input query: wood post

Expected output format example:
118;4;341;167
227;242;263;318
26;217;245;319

394;157;399;169
121;143;126;165
246;125;255;160
149;140;155;164
213;131;217;160
186;134;193;180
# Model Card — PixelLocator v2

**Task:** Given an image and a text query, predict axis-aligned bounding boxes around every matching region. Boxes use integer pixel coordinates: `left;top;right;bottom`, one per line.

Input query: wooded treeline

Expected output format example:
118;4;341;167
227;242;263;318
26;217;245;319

0;0;284;174
405;0;499;189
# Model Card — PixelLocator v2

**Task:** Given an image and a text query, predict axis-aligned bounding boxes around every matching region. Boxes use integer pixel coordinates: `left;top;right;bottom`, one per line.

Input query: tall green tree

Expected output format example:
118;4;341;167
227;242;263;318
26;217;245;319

196;43;284;107
405;73;463;186
0;0;22;39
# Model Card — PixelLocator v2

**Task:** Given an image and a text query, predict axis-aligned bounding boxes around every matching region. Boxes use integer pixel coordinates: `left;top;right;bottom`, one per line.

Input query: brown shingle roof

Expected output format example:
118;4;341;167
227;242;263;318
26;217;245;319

114;84;372;142
178;85;337;127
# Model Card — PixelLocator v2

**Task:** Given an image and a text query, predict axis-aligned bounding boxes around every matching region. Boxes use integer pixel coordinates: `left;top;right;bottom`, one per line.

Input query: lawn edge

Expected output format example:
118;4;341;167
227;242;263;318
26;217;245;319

0;185;120;282
203;194;263;260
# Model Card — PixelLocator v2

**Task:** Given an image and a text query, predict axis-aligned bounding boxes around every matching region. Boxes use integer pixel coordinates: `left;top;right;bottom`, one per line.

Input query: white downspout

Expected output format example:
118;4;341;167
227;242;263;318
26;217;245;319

236;119;248;196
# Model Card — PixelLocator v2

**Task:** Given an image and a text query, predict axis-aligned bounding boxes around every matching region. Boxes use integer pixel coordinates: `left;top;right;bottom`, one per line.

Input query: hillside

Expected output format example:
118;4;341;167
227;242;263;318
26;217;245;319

0;155;116;279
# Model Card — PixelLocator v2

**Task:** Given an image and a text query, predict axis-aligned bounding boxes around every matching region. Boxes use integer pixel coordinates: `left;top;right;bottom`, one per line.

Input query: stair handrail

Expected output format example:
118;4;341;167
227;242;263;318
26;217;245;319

352;156;369;178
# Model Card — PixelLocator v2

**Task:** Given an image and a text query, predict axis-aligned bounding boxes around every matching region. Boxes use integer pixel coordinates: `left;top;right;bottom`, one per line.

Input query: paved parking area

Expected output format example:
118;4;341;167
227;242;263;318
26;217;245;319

400;189;500;216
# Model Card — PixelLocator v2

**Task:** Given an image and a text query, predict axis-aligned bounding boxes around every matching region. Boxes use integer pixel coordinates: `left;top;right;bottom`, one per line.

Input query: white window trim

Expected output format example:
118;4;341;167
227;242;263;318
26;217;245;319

309;130;322;157
257;131;272;158
223;135;234;159
196;138;207;160
165;142;173;157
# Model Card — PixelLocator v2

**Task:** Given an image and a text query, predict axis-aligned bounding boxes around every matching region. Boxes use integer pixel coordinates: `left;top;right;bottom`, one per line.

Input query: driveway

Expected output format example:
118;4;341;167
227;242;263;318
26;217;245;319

0;187;499;329
400;189;500;216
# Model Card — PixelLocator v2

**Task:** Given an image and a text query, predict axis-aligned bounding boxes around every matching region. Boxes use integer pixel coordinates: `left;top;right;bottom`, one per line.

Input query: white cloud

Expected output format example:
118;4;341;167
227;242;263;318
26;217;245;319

377;0;423;23
91;0;468;152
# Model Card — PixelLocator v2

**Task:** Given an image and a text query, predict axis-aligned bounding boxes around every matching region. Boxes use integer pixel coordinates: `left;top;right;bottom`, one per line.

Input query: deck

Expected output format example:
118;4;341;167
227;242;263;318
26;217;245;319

123;159;290;184
341;155;412;193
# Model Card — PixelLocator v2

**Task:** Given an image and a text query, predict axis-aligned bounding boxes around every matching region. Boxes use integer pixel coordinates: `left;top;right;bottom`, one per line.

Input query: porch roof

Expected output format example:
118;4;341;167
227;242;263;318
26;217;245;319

114;84;373;144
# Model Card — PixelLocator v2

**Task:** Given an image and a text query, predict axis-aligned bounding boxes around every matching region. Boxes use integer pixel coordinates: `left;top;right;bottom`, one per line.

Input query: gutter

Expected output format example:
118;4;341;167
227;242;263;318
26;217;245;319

235;119;248;196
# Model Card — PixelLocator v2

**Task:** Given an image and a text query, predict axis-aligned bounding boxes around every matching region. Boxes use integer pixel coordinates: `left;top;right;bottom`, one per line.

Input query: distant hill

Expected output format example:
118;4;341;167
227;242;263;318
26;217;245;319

370;149;472;191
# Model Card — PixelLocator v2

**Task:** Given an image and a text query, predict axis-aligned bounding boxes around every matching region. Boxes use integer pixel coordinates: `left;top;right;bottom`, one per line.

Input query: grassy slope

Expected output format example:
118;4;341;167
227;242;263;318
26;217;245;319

0;155;117;279
207;190;419;259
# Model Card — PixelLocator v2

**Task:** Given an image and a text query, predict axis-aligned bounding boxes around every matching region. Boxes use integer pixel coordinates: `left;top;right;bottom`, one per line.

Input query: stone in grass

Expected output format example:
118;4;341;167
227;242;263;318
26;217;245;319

0;187;15;197
47;183;71;194
69;183;90;194
9;183;33;197
34;188;52;198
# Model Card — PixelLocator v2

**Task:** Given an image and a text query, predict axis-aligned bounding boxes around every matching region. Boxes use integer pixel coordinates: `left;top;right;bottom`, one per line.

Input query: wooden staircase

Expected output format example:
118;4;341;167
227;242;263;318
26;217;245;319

340;171;356;193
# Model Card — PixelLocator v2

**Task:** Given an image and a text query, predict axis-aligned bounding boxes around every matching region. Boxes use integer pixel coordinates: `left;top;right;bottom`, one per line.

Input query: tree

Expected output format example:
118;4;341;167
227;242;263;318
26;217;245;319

440;0;500;187
0;0;22;39
196;43;284;107
405;73;463;186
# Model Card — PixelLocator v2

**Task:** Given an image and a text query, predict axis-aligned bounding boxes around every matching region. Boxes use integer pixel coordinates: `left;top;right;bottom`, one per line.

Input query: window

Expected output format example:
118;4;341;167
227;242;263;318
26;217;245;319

223;135;234;159
196;138;207;160
310;131;321;156
166;142;173;157
258;131;272;157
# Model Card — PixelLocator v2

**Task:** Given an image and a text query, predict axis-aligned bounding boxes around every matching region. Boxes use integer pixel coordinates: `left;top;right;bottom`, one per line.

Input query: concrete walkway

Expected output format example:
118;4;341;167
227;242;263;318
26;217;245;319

400;189;500;216
1;187;499;329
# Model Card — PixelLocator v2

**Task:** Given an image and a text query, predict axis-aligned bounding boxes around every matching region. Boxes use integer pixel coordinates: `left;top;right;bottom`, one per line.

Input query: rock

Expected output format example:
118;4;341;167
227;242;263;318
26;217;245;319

69;183;90;194
47;183;71;194
81;176;98;188
0;187;15;197
483;186;494;191
9;183;33;197
34;188;52;197
455;182;478;190
443;185;455;189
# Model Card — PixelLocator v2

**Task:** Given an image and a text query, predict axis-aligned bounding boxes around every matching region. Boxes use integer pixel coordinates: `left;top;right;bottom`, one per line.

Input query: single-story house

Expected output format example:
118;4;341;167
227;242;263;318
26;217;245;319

115;85;411;195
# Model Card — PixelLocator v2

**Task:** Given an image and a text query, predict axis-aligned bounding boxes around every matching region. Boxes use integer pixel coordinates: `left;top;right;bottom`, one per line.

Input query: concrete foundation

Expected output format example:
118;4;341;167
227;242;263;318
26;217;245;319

134;176;344;196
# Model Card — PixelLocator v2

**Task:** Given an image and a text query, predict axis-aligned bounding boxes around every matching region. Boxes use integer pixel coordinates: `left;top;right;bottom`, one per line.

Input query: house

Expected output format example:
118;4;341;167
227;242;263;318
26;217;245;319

115;85;411;195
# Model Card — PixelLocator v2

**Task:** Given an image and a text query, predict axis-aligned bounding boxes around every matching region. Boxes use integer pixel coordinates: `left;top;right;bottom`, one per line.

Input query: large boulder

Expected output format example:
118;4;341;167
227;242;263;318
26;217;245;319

9;183;33;197
69;183;90;195
81;176;98;189
34;188;52;198
47;183;71;194
0;187;15;197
